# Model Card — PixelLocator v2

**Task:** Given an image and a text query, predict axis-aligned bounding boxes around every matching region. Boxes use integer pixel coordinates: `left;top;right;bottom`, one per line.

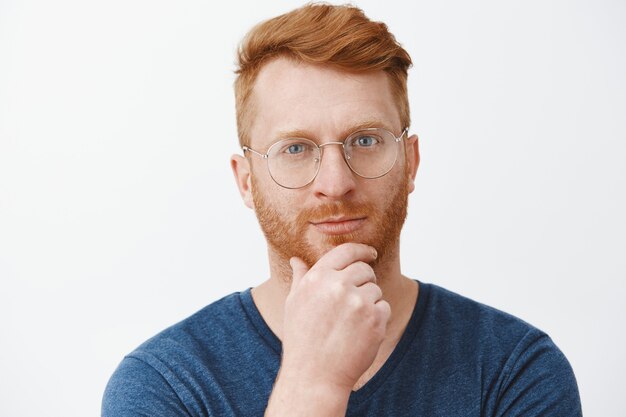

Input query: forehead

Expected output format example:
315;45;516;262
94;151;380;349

249;58;401;147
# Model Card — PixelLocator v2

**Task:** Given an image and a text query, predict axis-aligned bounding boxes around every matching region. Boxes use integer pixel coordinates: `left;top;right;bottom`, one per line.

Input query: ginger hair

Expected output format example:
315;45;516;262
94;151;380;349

234;3;412;146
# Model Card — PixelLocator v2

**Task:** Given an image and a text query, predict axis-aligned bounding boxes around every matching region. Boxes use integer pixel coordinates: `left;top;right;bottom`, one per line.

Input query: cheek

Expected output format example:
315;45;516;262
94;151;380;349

250;164;277;201
369;172;409;214
370;169;405;198
249;159;270;185
252;178;299;218
278;194;302;219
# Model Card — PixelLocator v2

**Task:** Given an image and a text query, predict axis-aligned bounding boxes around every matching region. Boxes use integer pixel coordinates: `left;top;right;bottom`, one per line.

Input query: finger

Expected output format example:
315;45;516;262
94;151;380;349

357;281;383;304
289;257;309;288
374;299;392;326
341;261;377;286
315;243;378;271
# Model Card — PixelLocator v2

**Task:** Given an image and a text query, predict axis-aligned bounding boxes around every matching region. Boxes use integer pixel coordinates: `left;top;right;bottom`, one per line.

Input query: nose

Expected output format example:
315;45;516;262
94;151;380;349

311;143;356;199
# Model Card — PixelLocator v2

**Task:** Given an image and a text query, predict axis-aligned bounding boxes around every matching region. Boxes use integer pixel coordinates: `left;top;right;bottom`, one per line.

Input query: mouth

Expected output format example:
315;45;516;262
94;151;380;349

310;216;367;235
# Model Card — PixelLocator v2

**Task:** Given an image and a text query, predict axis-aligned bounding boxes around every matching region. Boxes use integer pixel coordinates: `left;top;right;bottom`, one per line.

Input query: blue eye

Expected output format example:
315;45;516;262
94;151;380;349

354;135;377;147
286;143;305;154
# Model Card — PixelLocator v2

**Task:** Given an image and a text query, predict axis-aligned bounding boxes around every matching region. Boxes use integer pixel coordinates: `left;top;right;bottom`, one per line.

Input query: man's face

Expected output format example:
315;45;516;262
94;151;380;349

236;58;418;270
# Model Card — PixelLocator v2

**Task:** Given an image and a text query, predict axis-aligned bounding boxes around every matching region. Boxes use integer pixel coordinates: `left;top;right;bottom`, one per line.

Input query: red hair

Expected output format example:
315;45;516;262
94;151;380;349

234;3;412;146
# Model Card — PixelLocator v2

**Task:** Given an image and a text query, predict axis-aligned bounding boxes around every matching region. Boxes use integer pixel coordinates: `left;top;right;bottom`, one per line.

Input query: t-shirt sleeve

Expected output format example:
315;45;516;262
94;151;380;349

493;331;582;417
102;356;192;417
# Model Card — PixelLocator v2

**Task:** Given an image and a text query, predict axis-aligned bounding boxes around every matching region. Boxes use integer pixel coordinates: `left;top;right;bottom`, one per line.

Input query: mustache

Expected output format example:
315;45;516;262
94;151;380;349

296;201;375;224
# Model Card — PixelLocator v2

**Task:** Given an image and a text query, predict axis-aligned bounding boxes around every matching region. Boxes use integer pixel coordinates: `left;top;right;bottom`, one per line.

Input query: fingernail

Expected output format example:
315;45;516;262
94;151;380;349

372;248;378;258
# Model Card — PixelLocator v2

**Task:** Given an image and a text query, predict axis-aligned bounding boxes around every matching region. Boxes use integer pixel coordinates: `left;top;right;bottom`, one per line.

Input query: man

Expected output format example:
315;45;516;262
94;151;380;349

103;4;581;416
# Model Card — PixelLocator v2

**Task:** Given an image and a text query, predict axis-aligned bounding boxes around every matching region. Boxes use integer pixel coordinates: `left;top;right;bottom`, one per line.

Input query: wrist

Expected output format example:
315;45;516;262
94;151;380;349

265;365;351;417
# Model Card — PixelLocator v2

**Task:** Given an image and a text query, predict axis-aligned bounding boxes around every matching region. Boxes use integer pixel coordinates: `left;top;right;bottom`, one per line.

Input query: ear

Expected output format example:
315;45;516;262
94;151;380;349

230;154;255;209
405;134;420;194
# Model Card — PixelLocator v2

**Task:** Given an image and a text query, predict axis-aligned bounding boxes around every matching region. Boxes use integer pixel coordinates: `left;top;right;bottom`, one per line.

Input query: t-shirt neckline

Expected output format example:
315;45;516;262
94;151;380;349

238;280;430;406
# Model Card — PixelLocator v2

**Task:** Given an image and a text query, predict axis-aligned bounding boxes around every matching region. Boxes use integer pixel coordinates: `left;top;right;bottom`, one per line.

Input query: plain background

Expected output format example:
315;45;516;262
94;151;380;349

1;0;625;416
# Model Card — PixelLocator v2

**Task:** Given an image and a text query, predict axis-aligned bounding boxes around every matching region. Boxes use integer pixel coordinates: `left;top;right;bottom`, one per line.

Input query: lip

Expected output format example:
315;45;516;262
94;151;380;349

311;217;366;235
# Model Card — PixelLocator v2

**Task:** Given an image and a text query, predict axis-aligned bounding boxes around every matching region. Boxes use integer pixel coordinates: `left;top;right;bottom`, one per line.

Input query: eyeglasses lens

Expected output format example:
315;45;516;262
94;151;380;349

266;129;400;189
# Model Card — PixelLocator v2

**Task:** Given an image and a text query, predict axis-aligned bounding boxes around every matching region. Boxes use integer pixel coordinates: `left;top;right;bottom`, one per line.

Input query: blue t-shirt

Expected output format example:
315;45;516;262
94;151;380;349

102;282;581;416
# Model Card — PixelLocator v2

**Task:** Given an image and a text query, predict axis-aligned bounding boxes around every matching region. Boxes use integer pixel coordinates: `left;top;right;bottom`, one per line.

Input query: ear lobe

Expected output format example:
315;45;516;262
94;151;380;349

406;134;420;194
230;154;255;209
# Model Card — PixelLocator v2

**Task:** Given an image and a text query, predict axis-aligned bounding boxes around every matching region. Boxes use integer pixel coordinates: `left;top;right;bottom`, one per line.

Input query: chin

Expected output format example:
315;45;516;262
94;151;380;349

307;232;366;258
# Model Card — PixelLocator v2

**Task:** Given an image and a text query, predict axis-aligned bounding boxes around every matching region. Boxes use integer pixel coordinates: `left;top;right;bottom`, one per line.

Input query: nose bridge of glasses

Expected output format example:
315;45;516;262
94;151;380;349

318;141;346;149
318;142;343;148
318;141;351;162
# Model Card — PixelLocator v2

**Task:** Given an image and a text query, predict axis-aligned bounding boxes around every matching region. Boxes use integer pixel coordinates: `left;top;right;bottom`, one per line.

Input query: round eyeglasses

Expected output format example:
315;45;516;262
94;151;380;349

242;127;408;189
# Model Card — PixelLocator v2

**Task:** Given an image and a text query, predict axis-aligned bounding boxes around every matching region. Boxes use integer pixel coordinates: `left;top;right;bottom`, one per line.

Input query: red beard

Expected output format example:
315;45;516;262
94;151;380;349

251;171;409;272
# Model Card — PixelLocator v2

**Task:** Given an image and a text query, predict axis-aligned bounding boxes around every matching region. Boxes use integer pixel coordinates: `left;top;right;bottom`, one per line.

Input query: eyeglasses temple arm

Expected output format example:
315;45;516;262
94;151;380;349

242;146;268;159
397;127;409;142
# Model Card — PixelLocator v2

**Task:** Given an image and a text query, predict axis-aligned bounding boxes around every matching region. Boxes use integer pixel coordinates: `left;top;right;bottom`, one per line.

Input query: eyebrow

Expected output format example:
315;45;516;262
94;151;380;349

274;119;399;143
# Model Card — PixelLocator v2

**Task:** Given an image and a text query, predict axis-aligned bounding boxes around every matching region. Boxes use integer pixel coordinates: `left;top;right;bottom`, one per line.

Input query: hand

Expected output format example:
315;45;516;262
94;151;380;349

280;243;391;392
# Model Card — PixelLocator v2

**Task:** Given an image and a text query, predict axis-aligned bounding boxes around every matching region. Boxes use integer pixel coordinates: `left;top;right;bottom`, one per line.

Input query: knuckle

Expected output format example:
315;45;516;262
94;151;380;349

324;279;345;301
350;294;366;311
373;284;383;299
376;300;391;317
352;261;369;276
301;270;318;285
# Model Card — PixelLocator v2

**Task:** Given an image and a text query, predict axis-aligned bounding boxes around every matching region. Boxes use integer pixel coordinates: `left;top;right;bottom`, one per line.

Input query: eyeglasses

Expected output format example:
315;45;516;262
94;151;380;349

242;127;408;189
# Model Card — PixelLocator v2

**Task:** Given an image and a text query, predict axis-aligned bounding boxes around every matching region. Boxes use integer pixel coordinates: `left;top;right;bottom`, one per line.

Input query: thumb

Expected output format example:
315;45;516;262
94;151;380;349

289;256;309;288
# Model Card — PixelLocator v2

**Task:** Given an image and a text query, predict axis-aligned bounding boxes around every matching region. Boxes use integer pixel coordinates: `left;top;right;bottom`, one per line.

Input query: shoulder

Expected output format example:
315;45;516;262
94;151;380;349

419;282;566;371
102;290;256;416
124;290;251;367
416;283;582;416
420;282;542;348
140;290;249;353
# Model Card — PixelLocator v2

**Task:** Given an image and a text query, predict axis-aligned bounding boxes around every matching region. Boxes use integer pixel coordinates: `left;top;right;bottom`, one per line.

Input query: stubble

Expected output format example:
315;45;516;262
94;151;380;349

251;171;410;276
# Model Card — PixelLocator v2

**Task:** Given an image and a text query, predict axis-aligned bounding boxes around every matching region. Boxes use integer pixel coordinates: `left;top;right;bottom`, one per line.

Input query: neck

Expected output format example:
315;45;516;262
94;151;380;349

251;241;417;342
